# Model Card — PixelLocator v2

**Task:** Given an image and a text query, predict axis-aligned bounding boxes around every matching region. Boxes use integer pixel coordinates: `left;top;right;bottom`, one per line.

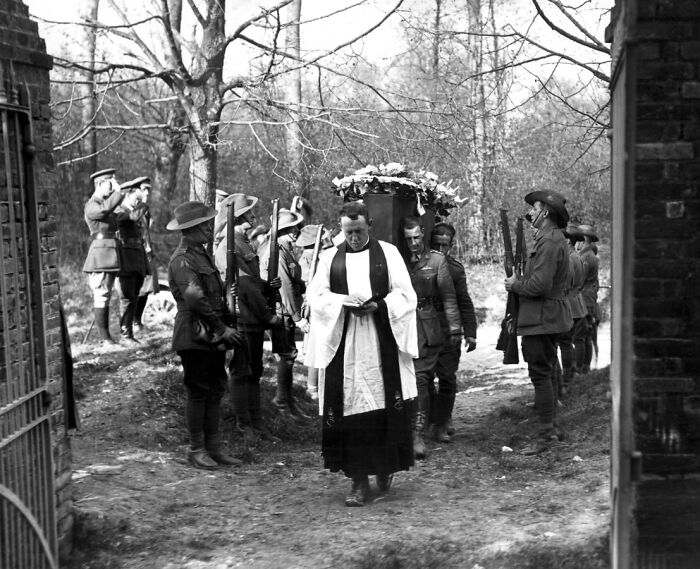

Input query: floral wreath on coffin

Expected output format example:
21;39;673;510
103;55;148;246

332;162;465;217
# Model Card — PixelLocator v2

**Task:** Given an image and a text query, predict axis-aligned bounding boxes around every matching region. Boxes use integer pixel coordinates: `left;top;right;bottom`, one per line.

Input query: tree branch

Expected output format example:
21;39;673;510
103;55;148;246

531;0;610;55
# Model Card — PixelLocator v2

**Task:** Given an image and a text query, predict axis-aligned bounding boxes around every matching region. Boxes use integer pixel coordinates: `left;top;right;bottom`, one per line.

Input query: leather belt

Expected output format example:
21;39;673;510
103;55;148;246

417;297;444;311
92;232;116;239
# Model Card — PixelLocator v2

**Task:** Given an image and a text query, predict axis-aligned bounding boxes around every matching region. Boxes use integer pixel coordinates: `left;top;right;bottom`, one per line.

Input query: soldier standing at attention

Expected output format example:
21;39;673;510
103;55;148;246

82;168;124;345
260;209;310;420
428;223;478;442
576;224;600;374
213;193;281;440
555;224;587;398
402;217;462;460
167;201;243;469
505;191;573;455
115;177;150;342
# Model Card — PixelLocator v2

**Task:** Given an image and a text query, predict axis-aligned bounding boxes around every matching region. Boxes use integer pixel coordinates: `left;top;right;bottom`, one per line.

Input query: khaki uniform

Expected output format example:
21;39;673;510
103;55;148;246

168;239;228;352
407;249;461;437
511;226;572;425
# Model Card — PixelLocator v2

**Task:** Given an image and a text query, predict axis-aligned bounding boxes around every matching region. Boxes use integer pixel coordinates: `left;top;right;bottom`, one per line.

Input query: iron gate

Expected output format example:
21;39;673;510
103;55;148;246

0;76;57;569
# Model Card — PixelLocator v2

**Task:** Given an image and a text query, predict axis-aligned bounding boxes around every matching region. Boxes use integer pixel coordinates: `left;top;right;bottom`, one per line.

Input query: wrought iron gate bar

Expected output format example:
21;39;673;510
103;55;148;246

0;90;57;569
0;483;58;569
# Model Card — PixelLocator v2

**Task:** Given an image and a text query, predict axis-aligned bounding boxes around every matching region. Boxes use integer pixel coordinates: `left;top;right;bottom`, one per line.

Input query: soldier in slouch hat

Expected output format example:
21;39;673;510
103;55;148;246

167;201;244;470
505;190;573;455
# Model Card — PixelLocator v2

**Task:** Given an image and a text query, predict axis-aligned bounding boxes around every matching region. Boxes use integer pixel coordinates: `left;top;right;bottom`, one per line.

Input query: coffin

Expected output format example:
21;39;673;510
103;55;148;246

363;193;435;256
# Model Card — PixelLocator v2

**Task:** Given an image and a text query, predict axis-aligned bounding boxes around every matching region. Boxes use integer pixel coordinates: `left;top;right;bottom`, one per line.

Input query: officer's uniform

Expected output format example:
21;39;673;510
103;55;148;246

82;168;124;342
115;179;150;340
432;254;477;436
407;249;461;451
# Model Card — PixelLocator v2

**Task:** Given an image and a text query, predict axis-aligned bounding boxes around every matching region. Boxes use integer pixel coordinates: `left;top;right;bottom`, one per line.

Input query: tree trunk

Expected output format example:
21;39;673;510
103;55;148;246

285;0;305;198
79;0;100;173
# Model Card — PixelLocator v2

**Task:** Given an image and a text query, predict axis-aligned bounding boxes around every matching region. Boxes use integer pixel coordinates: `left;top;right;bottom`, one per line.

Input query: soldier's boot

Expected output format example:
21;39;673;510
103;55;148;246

202;393;240;465
230;380;252;434
133;294;148;331
187;394;218;469
94;306;117;344
272;359;309;420
520;423;560;456
205;433;242;466
433;392;454;443
187;433;218;470
119;304;138;342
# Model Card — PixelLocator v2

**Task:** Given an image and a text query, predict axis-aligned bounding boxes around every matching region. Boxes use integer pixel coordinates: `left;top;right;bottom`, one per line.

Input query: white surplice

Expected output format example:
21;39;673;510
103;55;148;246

304;240;418;416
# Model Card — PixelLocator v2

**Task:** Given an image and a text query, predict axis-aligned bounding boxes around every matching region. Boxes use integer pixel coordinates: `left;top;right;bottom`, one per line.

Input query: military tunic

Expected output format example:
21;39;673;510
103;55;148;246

168;238;228;352
82;189;125;273
579;244;599;317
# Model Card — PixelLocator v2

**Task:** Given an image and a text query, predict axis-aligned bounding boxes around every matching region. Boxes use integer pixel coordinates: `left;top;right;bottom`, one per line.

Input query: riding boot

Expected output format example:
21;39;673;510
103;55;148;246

345;474;370;507
433;392;453;443
133;294;149;330
203;393;240;466
95;306;116;344
186;393;218;469
273;358;308;420
520;423;560;456
120;303;137;341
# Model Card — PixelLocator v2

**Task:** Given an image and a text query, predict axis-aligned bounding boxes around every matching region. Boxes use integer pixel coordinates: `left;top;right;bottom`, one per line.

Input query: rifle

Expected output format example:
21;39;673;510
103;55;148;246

515;216;525;277
267;198;280;310
225;196;237;327
309;224;324;282
496;208;520;364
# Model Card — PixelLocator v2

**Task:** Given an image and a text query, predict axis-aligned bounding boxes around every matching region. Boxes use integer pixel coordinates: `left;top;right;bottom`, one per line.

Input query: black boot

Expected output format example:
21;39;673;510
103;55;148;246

95;306;116;344
250;382;281;442
187;393;218;469
205;433;242;466
188;433;218;469
230;379;252;434
133;294;148;331
120;304;138;343
273;358;307;420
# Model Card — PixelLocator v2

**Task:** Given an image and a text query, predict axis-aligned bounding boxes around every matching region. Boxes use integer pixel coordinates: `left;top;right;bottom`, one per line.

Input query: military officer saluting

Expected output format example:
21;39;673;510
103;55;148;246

402;217;462;460
505;190;573;455
83;168;124;344
115;177;150;342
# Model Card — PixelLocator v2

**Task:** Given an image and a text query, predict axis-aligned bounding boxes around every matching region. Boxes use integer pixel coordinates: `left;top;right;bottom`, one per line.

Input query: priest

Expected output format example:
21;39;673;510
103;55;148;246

305;201;418;507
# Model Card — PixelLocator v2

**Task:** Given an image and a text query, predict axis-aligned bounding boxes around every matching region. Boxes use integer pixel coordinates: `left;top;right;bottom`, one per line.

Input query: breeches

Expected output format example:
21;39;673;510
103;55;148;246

88;271;116;308
178;349;227;397
413;344;441;399
521;334;558;424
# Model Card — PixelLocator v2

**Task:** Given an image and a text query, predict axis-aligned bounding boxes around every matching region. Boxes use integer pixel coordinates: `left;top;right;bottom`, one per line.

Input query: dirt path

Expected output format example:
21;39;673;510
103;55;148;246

66;324;611;569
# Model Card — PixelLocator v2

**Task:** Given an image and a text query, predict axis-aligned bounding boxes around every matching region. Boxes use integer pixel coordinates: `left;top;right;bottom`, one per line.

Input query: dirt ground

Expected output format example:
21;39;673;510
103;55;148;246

63;320;612;569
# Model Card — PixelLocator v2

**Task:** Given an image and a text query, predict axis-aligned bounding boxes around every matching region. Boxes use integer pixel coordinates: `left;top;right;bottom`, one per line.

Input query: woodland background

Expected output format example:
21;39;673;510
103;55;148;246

27;0;612;272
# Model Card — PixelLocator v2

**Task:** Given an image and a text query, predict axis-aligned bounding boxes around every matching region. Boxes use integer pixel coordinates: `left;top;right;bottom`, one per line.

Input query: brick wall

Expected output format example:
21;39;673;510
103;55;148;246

0;0;74;561
629;0;700;565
